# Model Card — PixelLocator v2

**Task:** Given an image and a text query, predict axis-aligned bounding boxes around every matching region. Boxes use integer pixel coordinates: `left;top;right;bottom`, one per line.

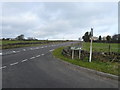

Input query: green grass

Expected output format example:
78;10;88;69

2;40;46;45
52;47;119;76
82;42;119;53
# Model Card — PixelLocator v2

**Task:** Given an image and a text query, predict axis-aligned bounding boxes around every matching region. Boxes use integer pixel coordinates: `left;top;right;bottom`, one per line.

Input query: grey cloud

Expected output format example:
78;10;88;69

1;2;118;39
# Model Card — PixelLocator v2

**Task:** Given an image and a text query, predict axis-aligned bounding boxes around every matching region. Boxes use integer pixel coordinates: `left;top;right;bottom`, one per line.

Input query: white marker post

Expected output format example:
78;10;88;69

72;50;74;59
79;49;81;59
89;28;93;62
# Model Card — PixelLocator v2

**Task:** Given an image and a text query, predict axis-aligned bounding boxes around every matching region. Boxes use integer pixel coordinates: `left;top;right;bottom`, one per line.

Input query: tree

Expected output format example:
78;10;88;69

82;32;91;42
98;35;102;41
106;35;111;42
16;34;24;40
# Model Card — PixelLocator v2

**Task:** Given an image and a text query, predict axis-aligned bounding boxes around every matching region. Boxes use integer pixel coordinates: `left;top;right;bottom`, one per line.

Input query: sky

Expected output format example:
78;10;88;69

0;2;118;40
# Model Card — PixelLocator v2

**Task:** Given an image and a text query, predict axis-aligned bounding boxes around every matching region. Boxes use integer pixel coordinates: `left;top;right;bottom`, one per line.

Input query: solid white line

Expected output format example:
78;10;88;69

36;55;41;57
21;59;28;62
0;66;7;69
30;57;35;59
10;62;19;66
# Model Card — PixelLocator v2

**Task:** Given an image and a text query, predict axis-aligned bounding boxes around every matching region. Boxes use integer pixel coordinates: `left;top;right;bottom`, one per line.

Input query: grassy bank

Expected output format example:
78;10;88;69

52;47;119;76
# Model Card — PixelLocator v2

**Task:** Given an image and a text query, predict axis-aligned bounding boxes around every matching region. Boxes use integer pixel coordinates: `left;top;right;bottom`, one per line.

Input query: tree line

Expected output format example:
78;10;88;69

82;32;120;43
2;34;38;41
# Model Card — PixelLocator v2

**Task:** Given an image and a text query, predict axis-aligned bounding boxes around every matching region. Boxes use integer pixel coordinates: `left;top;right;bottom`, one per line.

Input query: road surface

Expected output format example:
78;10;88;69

1;42;119;88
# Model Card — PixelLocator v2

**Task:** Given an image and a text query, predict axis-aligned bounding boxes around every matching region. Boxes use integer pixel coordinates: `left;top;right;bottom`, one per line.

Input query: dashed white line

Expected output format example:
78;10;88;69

36;47;39;49
23;49;26;51
10;62;19;66
30;57;35;59
0;53;2;55
49;49;54;52
41;47;44;48
41;54;45;56
30;48;33;50
13;51;16;53
0;66;7;69
36;55;41;57
21;59;28;62
16;51;20;53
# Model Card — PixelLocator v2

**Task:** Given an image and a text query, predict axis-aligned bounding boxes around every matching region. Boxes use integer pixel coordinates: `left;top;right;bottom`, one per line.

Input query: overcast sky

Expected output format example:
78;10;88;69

1;2;118;40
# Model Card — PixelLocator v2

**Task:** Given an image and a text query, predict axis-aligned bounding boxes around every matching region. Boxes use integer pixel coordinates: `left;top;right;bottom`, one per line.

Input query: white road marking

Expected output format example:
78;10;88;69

23;49;26;51
0;66;7;69
13;51;16;53
16;51;20;53
41;47;44;48
49;49;54;52
21;59;28;62
30;48;33;50
41;54;44;56
36;55;41;57
36;47;39;49
10;62;19;66
0;53;2;55
30;57;35;59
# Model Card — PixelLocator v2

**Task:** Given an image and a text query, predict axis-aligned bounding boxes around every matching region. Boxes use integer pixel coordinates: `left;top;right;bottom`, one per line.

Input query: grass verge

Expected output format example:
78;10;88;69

52;47;119;76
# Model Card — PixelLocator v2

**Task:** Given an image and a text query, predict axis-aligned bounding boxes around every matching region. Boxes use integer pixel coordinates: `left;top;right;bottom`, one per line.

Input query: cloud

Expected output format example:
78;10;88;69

1;2;118;40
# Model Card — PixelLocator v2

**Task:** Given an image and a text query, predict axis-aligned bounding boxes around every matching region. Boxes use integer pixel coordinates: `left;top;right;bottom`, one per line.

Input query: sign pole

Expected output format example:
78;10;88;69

89;37;92;62
79;49;81;59
89;28;93;62
72;50;74;59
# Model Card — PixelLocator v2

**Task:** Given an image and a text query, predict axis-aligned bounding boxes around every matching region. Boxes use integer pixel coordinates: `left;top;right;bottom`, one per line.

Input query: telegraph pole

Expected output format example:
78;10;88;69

89;28;93;62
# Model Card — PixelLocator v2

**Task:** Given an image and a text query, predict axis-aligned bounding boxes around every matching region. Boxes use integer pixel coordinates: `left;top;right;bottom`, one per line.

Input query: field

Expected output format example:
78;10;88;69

82;42;119;53
2;40;47;45
1;40;65;49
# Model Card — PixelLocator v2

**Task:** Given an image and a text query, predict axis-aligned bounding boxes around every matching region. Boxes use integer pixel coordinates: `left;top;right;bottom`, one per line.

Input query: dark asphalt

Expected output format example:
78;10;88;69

1;42;119;88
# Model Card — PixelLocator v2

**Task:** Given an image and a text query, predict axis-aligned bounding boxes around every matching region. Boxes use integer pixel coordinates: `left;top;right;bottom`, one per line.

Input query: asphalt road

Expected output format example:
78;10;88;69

1;42;119;88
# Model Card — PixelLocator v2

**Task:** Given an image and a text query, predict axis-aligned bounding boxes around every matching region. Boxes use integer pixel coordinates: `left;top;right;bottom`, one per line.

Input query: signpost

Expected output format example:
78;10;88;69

71;47;81;59
89;28;93;62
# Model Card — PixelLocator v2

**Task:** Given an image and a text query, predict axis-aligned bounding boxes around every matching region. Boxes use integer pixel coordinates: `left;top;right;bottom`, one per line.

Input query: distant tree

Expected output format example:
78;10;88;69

2;38;5;40
98;36;102;41
82;32;91;42
16;34;24;40
111;34;120;43
106;35;111;42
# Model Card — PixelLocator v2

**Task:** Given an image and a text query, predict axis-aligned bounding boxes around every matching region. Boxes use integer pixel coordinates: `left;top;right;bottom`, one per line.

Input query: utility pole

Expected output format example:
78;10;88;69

89;28;93;62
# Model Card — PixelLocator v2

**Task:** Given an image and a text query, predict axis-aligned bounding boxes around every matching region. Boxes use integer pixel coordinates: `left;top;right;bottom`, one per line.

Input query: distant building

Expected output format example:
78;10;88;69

102;36;107;41
92;36;98;41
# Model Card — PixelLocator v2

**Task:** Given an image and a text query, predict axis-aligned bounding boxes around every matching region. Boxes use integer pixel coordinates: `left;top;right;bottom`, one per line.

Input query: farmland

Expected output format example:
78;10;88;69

82;42;119;53
1;40;67;49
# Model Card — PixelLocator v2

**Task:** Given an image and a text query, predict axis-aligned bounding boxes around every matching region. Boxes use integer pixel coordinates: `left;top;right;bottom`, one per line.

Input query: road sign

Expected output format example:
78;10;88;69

71;47;81;50
71;46;82;59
